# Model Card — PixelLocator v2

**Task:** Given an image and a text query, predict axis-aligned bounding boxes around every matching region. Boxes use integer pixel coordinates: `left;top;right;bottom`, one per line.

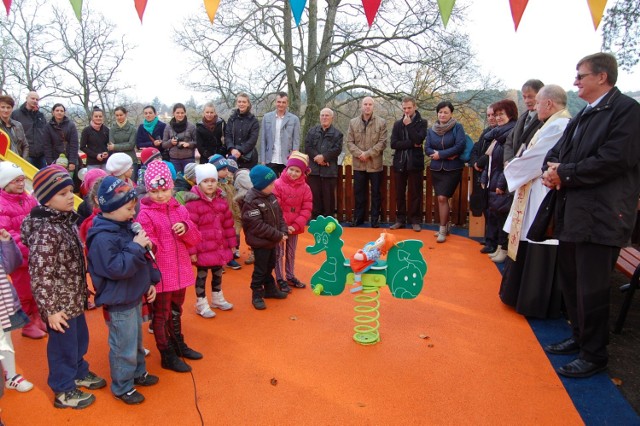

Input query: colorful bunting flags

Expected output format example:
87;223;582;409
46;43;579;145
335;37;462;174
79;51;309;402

134;0;147;23
437;0;456;28
586;0;607;30
509;0;529;31
361;0;381;27
2;0;11;16
204;0;220;24
69;0;82;21
290;0;307;26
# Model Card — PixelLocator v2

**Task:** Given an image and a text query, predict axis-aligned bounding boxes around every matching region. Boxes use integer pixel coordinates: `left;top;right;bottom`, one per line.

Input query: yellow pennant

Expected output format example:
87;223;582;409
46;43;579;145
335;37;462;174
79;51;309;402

586;0;608;30
204;0;220;24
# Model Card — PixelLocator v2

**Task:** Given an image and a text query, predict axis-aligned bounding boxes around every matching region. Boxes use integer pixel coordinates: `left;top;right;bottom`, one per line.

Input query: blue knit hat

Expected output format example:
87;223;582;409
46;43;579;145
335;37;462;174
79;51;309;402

249;165;277;190
209;154;228;171
98;176;137;213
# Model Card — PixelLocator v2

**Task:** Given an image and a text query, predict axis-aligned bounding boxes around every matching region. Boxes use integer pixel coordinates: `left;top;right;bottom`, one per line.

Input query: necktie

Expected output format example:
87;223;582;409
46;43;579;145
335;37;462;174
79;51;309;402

524;113;533;129
572;106;593;141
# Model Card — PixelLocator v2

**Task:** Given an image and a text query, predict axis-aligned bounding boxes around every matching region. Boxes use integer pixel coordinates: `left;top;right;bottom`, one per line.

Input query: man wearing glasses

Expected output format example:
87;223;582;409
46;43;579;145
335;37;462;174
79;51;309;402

542;53;640;378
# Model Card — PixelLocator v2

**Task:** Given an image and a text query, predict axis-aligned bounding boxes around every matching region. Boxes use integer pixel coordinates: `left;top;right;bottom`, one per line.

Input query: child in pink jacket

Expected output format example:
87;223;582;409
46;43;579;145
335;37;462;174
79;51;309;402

272;151;313;293
137;161;202;373
0;162;43;339
185;164;236;318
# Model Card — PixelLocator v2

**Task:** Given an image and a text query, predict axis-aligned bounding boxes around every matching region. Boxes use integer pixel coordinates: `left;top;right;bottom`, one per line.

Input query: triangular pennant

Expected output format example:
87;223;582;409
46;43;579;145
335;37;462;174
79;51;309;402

586;0;608;30
361;0;381;27
509;0;529;31
134;0;147;23
204;0;221;24
2;0;11;16
290;0;307;26
69;0;82;21
437;0;456;28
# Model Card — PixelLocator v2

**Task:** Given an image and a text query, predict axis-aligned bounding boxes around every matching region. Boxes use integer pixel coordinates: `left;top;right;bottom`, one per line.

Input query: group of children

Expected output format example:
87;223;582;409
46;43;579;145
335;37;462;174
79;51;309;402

0;147;313;410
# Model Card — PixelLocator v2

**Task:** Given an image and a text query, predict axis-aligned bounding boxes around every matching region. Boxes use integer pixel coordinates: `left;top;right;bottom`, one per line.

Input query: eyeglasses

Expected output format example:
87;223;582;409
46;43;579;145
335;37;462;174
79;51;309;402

575;72;595;81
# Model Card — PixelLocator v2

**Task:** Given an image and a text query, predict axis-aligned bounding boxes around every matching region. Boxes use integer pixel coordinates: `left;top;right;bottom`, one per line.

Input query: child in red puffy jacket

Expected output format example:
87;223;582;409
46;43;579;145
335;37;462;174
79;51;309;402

185;164;236;319
272;152;313;293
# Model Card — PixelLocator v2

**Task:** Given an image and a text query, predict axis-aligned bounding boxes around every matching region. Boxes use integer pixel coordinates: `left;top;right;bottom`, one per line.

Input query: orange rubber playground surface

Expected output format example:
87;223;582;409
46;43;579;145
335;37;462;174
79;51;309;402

4;227;583;425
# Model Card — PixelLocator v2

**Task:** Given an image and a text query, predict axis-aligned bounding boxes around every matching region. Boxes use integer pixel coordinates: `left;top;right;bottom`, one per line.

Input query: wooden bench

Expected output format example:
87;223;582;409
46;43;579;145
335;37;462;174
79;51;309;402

613;246;640;334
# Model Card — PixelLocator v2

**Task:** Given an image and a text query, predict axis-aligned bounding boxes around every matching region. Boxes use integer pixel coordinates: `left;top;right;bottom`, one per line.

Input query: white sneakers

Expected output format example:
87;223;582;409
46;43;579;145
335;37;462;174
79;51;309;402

195;297;216;318
5;374;34;392
490;248;508;263
211;291;233;311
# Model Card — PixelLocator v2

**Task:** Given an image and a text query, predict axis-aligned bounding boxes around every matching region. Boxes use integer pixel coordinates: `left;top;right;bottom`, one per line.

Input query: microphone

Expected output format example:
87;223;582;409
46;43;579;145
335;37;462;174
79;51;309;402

131;222;156;262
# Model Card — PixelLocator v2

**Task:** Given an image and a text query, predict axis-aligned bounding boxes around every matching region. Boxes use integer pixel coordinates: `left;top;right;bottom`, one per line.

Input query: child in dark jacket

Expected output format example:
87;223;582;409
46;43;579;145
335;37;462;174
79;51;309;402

21;166;106;409
136;161;202;373
86;177;160;405
185;164;236;318
272;152;313;293
241;165;288;310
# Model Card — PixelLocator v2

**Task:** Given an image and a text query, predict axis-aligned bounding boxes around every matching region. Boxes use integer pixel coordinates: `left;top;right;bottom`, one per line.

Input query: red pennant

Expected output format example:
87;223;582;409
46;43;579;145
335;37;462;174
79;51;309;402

509;0;529;31
361;0;381;27
3;0;11;16
134;0;147;23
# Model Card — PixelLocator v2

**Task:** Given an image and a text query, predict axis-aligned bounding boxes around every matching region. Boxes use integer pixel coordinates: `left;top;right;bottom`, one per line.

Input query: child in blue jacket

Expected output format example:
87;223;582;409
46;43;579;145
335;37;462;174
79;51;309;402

86;177;160;405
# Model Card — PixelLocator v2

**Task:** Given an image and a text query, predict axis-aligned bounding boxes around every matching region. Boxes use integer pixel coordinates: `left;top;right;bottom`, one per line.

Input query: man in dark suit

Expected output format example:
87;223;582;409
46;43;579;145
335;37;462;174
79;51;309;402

503;80;545;165
542;53;640;378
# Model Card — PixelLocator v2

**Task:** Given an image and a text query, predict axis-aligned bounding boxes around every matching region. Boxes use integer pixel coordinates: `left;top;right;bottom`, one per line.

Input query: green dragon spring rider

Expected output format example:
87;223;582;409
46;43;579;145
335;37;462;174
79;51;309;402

306;216;427;345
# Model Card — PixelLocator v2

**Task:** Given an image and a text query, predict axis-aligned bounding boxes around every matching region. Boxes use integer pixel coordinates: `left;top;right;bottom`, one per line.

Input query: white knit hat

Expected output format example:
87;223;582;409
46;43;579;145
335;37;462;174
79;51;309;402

0;161;25;189
106;153;133;177
195;163;218;185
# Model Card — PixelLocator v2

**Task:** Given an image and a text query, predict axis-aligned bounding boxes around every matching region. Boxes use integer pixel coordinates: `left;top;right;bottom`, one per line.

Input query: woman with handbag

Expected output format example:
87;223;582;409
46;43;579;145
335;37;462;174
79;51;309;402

43;103;79;171
480;99;517;262
425;101;467;243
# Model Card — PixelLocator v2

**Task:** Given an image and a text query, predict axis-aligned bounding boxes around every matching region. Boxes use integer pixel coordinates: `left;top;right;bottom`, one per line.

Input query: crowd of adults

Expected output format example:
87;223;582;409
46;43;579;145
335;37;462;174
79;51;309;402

1;52;639;379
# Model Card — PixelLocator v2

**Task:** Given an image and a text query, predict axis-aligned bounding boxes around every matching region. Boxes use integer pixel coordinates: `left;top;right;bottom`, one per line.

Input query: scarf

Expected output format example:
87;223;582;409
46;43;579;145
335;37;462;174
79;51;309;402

507;108;572;260
202;116;218;132
143;116;159;134
90;120;102;132
116;120;128;129
170;117;188;134
432;118;457;137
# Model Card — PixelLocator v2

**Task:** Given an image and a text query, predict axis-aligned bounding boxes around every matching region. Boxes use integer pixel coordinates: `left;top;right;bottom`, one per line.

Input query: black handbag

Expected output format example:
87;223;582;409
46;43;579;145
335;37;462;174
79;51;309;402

526;190;557;242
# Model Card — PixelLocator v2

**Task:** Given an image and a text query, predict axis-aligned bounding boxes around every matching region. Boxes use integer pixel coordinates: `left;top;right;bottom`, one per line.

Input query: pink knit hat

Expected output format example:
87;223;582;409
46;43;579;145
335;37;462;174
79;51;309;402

144;161;174;190
80;168;108;197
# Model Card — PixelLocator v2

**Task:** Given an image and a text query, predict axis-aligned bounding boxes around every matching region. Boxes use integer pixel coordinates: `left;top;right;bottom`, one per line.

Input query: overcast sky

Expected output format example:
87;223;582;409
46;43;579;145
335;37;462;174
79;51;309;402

48;0;639;104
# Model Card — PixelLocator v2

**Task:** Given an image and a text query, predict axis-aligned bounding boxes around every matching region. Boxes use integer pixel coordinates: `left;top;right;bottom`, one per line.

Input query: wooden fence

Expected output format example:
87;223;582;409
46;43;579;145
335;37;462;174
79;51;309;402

335;165;471;226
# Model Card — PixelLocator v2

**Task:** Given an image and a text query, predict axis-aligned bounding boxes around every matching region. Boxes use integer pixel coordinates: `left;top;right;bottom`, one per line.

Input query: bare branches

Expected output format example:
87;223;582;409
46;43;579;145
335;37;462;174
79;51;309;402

602;0;640;71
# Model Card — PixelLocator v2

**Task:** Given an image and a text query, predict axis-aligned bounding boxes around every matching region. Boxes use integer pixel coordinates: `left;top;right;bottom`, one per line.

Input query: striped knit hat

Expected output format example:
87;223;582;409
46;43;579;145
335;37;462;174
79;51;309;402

32;165;74;206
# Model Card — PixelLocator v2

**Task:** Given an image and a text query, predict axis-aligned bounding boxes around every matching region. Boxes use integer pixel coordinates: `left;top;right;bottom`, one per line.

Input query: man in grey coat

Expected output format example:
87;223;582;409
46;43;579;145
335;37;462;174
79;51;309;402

503;80;544;165
259;92;301;177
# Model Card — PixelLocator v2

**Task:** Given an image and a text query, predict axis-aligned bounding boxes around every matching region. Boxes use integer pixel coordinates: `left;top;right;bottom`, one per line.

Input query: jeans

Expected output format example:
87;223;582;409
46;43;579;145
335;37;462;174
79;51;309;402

28;156;46;169
170;158;194;174
108;304;146;396
47;314;90;393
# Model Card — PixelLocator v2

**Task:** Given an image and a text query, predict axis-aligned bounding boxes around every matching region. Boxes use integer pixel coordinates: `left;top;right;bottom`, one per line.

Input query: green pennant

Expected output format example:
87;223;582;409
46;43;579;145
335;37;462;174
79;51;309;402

437;0;456;28
69;0;82;22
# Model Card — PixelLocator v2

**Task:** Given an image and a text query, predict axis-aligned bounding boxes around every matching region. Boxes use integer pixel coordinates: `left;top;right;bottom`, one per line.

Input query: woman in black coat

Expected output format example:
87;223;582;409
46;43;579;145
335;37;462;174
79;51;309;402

225;93;259;170
480;99;517;262
196;103;226;164
43;103;79;171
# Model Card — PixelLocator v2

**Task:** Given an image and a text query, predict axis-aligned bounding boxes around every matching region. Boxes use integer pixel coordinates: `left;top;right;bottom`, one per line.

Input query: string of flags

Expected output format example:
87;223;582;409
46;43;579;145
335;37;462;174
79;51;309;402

1;0;609;30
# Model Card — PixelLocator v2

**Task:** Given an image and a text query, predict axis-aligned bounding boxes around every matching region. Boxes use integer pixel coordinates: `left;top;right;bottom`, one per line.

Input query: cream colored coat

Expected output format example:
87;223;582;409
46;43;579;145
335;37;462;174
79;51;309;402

346;115;387;172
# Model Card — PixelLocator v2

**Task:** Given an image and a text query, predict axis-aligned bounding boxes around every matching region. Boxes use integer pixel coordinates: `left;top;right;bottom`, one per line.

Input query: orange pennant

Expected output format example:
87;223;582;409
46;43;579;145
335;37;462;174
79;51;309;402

586;0;607;30
509;0;529;31
361;0;381;27
134;0;147;23
2;0;11;16
204;0;221;24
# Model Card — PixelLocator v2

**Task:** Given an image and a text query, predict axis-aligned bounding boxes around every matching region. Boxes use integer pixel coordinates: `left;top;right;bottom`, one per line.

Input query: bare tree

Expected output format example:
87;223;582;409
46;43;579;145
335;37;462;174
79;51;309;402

602;0;640;71
0;0;59;95
48;5;131;122
175;0;493;134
